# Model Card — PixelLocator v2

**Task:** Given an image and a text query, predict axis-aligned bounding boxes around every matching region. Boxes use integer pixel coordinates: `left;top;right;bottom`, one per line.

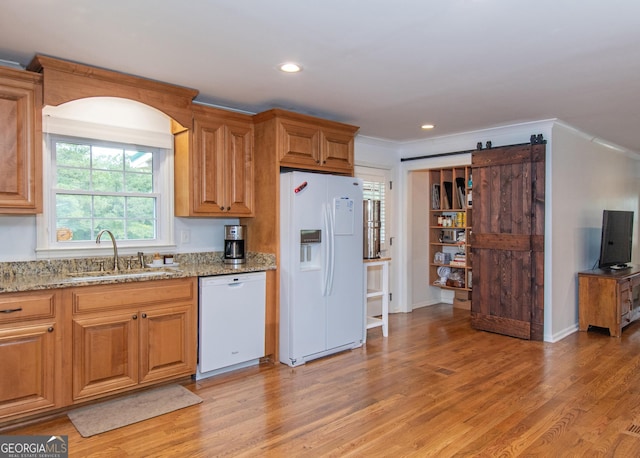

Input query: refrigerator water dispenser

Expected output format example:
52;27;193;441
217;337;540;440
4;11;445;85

300;229;321;266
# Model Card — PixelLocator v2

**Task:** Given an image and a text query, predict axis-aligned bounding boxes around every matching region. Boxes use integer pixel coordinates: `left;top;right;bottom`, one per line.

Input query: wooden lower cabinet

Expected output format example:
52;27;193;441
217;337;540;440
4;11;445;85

139;304;194;383
71;278;197;401
72;311;138;400
0;278;197;424
0;290;62;421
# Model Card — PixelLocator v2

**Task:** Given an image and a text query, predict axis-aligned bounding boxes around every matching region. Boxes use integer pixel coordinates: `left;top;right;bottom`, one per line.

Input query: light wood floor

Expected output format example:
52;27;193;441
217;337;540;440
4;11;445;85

9;304;640;457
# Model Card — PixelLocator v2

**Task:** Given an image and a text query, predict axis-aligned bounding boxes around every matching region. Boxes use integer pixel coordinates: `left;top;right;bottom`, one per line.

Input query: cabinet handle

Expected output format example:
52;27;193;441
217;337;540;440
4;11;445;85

142;313;147;319
47;327;54;333
226;206;231;211
132;314;138;320
1;307;22;313
220;206;224;210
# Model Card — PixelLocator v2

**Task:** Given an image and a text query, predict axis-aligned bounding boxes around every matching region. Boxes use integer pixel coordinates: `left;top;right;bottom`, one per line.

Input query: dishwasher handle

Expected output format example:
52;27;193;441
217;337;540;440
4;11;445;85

199;272;266;288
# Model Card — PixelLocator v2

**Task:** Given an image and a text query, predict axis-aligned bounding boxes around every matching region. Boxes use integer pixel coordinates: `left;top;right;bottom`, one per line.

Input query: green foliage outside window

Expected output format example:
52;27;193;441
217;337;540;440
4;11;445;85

53;139;158;242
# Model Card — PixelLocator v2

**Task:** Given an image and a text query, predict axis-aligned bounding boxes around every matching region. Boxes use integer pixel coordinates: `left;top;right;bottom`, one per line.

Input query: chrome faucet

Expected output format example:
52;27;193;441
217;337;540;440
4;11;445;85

96;229;120;272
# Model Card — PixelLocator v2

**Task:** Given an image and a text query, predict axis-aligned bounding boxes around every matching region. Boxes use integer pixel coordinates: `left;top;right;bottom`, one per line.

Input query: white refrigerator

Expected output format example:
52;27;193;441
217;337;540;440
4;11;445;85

280;171;364;367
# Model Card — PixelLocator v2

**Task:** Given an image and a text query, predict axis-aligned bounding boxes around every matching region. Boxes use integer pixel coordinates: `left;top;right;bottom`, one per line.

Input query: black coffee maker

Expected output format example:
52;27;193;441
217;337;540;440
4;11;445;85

224;225;246;264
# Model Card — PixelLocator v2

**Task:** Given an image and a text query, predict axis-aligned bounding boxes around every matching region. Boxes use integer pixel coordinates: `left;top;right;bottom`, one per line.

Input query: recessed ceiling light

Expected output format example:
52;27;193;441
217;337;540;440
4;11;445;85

279;62;303;73
421;124;435;130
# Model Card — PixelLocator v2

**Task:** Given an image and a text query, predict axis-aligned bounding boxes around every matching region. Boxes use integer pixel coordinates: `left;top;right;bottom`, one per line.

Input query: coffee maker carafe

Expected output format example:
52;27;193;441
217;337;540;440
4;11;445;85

224;225;246;264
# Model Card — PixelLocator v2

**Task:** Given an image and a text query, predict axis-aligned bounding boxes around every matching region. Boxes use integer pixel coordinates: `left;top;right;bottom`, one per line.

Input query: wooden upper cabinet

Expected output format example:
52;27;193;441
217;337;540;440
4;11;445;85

175;104;254;217
278;118;321;167
321;126;356;172
0;67;42;214
255;108;358;175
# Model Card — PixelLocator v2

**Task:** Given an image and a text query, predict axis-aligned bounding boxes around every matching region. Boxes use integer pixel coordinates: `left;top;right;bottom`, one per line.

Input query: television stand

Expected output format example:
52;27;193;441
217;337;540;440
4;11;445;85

578;266;640;337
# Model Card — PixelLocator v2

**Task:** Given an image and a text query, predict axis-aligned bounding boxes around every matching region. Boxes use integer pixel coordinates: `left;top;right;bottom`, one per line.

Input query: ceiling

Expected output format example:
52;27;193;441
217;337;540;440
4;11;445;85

2;0;640;151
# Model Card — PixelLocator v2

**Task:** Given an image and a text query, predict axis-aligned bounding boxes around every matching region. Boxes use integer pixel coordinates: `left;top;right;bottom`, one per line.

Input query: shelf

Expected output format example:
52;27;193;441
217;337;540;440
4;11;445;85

431;262;470;268
364;258;390;341
366;289;385;299
429;226;471;230
429;165;472;292
434;284;472;292
366;316;385;330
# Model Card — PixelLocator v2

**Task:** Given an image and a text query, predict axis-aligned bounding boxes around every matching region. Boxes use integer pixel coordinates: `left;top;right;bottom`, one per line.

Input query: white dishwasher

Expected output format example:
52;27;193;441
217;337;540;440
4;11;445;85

197;271;266;380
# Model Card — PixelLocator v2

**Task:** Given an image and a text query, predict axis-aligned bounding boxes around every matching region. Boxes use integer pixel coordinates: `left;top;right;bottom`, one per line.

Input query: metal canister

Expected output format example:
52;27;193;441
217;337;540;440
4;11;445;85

363;199;381;259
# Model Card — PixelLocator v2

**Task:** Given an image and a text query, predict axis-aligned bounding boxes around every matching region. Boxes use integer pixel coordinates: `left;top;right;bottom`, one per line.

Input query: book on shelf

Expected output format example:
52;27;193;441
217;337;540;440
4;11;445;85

455;177;466;209
450;253;466;267
443;181;453;209
432;184;440;210
449;252;466;267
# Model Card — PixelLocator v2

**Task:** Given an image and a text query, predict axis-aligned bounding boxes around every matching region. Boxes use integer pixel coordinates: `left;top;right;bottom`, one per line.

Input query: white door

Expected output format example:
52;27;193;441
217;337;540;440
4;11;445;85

325;175;364;350
283;172;327;359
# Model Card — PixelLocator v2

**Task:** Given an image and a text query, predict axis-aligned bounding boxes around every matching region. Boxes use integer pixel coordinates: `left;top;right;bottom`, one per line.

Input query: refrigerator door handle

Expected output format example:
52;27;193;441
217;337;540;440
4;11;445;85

322;203;335;297
322;203;330;296
326;202;335;295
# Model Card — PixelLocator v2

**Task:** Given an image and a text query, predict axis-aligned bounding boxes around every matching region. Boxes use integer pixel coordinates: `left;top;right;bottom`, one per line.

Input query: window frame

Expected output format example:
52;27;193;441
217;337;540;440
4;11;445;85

36;119;175;259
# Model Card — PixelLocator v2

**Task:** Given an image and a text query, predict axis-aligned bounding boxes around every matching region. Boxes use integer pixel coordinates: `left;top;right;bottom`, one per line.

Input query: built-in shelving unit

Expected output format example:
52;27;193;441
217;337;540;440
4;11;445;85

428;166;472;292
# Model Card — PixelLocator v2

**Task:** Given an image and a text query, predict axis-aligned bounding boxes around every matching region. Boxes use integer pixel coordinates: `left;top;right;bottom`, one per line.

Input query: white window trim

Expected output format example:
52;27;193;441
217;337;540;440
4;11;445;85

36;119;175;259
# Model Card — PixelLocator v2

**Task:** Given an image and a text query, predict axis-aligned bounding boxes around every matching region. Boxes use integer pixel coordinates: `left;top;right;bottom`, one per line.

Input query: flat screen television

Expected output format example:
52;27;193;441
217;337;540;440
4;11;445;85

598;210;634;270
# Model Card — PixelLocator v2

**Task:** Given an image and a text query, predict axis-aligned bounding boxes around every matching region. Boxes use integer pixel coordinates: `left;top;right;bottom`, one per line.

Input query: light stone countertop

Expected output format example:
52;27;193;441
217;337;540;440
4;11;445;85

0;252;276;293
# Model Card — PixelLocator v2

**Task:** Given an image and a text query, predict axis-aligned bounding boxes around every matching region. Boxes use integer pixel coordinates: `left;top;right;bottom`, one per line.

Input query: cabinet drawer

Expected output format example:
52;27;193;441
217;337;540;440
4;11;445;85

72;278;196;314
0;292;56;324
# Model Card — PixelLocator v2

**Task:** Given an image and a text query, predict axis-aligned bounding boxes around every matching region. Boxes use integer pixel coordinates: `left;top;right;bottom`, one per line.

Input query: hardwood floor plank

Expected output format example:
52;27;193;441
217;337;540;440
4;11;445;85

6;305;640;456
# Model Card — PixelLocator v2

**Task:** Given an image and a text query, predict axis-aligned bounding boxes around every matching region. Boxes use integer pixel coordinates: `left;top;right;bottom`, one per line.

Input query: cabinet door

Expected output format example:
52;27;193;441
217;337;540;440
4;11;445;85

278;118;320;168
225;120;254;216
192;115;226;214
0;69;42;213
0;323;56;418
138;304;196;384
72;312;138;400
178;106;254;217
320;127;354;173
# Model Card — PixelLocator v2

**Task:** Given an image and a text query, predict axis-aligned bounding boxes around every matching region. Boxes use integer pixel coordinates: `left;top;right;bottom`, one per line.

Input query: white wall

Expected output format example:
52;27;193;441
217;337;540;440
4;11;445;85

408;170;432;309
0;215;37;261
548;123;640;341
0;214;235;262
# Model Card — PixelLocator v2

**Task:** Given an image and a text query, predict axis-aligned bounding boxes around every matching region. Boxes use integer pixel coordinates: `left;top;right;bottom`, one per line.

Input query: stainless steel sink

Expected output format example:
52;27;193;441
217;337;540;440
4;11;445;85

63;268;181;283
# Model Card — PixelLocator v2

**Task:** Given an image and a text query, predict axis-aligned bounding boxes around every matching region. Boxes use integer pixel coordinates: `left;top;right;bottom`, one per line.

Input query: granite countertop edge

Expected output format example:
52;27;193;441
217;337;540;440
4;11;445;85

0;252;276;293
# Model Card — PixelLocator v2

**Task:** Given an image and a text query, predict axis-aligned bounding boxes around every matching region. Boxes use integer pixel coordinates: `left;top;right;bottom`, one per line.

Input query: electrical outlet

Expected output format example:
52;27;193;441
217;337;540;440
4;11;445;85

180;230;190;244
